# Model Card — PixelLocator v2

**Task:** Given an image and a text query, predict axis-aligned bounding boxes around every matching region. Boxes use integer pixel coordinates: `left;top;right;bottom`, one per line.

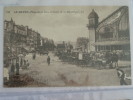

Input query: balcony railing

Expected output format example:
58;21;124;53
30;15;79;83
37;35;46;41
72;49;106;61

96;37;129;42
96;38;115;42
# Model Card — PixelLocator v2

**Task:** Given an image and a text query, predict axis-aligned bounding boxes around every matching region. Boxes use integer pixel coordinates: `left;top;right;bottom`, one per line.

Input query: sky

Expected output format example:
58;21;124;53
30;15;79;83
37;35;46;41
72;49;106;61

4;6;120;42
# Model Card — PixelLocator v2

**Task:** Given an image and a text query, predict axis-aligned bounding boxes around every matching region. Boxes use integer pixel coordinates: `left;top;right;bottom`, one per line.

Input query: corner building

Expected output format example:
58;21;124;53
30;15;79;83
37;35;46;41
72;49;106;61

87;6;130;52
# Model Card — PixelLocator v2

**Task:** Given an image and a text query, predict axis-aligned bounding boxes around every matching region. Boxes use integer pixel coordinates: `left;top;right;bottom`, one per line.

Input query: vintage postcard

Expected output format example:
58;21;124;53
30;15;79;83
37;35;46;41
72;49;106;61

3;6;131;87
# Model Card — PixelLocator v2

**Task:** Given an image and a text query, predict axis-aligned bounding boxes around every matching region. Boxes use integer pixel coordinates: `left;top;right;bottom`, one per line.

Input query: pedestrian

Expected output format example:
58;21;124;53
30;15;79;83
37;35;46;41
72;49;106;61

116;68;127;85
4;61;9;82
24;59;26;65
11;62;15;75
34;53;36;59
33;53;36;60
32;53;34;59
16;60;19;75
20;58;23;67
9;60;15;84
113;53;119;68
111;53;118;68
26;60;30;69
47;56;50;66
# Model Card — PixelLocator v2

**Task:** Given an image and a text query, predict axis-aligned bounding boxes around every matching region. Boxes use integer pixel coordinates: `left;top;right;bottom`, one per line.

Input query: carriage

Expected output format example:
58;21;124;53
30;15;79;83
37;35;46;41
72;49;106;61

55;51;114;69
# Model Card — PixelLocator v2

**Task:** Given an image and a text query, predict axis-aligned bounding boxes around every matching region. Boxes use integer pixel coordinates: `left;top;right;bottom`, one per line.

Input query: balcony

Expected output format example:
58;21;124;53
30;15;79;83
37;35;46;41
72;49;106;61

96;37;130;42
96;38;115;42
118;37;130;40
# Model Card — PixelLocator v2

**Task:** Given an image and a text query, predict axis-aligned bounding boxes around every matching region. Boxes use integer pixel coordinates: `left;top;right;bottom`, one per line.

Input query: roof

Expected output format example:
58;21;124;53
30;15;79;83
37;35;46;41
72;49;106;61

98;6;127;25
88;9;99;19
57;44;65;48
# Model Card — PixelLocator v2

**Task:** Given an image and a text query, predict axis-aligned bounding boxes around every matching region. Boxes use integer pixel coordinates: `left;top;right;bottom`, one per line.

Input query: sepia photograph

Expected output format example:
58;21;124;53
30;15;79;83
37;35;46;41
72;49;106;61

3;6;131;87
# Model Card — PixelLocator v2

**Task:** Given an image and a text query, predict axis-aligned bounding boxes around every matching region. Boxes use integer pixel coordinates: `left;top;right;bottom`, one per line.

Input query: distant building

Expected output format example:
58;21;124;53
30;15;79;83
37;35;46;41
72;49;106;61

40;37;48;50
87;6;130;52
57;44;66;52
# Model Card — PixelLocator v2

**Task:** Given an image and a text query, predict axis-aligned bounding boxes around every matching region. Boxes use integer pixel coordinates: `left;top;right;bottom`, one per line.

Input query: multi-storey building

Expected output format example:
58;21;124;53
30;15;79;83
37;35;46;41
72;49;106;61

4;18;42;56
4;18;15;44
14;25;28;45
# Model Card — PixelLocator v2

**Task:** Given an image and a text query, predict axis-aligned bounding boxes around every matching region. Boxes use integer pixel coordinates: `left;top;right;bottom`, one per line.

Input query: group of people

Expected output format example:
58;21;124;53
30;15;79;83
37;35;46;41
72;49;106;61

91;51;119;68
4;56;30;83
4;50;128;86
106;52;119;68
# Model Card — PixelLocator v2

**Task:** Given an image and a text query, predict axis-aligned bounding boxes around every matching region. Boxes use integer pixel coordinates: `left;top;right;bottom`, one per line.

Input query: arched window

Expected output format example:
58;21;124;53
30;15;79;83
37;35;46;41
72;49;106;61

98;26;113;40
118;11;129;38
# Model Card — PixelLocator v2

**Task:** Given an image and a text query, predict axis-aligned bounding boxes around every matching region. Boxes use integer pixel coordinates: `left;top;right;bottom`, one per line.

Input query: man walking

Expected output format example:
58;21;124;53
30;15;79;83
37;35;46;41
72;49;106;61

47;56;50;66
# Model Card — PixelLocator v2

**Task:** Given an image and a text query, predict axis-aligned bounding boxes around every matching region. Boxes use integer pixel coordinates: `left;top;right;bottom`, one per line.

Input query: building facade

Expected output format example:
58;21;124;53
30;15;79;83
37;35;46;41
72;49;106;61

87;6;130;52
27;28;34;47
4;18;41;57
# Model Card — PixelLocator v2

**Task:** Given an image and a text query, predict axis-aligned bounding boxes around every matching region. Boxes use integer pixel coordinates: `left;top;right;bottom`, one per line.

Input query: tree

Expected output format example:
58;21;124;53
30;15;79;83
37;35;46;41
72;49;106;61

76;37;89;52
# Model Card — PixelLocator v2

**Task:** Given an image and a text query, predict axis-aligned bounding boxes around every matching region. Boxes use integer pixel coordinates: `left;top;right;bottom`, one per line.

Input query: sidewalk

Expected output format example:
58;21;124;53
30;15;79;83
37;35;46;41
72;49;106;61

118;60;131;67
